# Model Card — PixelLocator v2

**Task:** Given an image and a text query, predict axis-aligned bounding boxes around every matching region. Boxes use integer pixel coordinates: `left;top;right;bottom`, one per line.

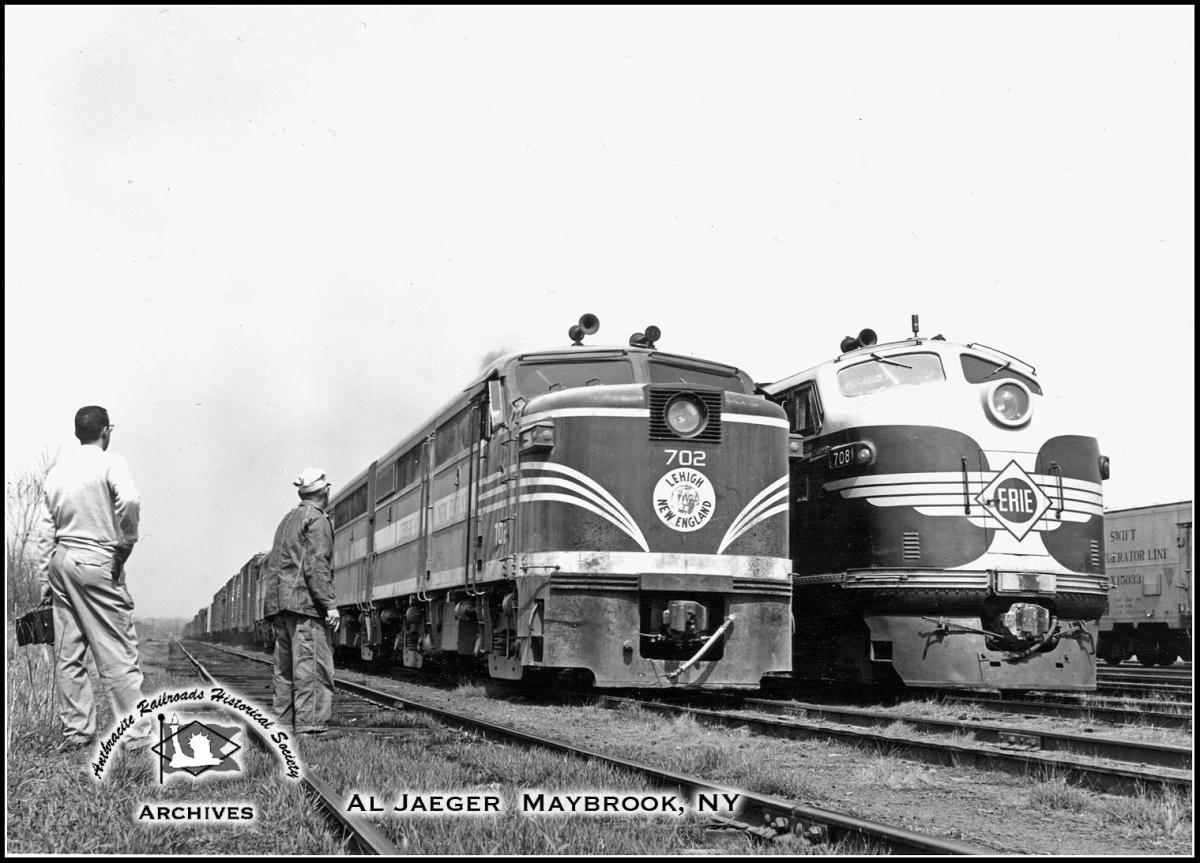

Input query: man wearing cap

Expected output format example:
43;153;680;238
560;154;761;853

262;468;340;738
37;405;153;751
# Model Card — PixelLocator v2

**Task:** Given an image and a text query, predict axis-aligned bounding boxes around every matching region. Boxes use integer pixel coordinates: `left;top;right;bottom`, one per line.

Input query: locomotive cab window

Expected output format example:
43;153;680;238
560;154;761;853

648;356;749;393
785;383;823;437
837;352;945;398
960;354;1043;395
514;355;634;397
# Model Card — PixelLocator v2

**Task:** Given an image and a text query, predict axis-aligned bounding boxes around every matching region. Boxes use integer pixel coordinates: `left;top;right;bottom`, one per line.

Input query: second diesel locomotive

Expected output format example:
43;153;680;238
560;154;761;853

763;321;1109;691
320;318;793;688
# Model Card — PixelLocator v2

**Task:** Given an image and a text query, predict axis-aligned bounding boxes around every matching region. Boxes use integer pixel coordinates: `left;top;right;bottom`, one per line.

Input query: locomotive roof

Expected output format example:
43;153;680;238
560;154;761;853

462;344;742;390
761;337;1037;396
332;343;751;502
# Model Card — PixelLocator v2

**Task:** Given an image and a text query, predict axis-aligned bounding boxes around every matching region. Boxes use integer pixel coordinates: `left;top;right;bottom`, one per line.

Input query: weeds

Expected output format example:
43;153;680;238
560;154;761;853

1099;784;1192;842
1027;775;1092;813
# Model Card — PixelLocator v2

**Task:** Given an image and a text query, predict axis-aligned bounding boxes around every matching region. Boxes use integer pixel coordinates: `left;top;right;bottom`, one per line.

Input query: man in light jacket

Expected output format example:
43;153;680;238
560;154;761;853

38;406;153;751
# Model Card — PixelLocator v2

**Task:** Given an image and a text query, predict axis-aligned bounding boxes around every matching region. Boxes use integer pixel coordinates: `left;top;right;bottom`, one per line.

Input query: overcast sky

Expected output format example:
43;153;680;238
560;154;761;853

5;6;1193;619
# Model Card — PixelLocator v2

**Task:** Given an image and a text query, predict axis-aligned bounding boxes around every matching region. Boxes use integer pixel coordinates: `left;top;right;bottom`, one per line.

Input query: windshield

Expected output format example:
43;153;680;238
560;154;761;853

648;358;748;392
960;354;1043;395
837;352;946;398
514;359;635;396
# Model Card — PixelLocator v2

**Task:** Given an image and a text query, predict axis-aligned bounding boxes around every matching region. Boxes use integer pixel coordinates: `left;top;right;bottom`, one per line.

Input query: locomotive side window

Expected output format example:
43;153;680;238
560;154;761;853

515;358;634;397
333;482;369;526
435;405;476;464
960;354;1043;395
376;458;397;502
396;446;423;491
784;383;823;437
648;358;749;393
837;352;945;398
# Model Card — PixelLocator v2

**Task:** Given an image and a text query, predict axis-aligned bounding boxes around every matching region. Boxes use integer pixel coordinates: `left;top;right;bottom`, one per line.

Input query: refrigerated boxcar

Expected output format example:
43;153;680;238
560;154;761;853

1097;501;1192;666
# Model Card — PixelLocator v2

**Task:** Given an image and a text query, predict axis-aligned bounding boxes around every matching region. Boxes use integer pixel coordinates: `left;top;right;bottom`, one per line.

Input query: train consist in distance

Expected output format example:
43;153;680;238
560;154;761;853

189;316;794;688
1097;501;1192;666
761;319;1109;691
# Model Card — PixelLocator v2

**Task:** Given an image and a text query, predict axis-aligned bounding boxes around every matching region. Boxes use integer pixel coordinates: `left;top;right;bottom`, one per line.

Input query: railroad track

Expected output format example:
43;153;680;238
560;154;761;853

171;641;402;855
1096;680;1192;700
571;693;1191;797
1099;666;1193;682
938;692;1193;729
178;641;989;855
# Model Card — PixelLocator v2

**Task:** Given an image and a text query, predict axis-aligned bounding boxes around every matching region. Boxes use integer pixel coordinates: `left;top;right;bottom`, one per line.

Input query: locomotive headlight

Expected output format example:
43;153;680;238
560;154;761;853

519;421;555;453
665;393;708;437
983;379;1033;427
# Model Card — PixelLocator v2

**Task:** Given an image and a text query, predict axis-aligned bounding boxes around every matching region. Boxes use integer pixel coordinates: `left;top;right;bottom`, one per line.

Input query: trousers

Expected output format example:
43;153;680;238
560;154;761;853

48;546;151;743
271;611;334;733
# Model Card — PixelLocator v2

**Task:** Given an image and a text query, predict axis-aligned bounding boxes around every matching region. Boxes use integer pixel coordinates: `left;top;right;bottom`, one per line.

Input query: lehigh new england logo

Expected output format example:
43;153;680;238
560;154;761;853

653;468;716;532
150;714;243;782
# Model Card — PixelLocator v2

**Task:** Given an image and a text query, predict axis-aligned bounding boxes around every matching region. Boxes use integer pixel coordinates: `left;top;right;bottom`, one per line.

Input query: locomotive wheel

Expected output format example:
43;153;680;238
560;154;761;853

1155;650;1178;667
1102;653;1125;667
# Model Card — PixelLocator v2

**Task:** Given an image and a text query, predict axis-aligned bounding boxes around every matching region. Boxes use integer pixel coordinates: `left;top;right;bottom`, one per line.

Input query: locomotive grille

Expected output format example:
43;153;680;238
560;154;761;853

648;387;723;443
1090;540;1101;570
902;531;921;561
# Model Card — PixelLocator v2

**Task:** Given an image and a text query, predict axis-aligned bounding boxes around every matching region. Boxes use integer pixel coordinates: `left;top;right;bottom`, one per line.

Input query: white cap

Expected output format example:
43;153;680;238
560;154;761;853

294;467;330;495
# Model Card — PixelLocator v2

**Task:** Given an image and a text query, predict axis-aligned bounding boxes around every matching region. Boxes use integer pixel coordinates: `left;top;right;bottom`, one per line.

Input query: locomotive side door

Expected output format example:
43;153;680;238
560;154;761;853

482;374;525;679
782;381;824;574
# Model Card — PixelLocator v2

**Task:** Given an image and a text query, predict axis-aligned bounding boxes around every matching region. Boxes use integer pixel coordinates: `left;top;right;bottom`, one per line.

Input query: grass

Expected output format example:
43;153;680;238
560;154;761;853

1098;785;1192;844
6;633;343;854
1027;774;1192;845
857;754;933;791
9;634;855;855
302;727;872;855
1028;776;1092;813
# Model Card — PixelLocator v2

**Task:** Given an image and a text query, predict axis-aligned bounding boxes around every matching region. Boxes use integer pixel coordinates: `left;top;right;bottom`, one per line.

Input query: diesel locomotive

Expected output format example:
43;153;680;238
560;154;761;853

327;317;792;687
762;319;1109;691
189;317;794;689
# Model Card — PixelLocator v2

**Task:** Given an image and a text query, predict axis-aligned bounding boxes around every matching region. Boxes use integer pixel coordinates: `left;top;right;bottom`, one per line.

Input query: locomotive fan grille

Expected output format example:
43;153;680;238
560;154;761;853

1090;540;1101;570
902;531;921;561
647;387;723;443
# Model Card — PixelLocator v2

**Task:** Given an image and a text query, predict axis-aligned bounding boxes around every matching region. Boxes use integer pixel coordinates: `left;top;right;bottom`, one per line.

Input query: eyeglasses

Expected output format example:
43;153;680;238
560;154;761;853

105;425;116;431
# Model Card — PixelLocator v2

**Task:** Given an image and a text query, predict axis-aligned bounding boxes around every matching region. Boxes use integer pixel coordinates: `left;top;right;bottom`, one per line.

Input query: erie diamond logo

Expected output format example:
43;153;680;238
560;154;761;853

976;460;1052;541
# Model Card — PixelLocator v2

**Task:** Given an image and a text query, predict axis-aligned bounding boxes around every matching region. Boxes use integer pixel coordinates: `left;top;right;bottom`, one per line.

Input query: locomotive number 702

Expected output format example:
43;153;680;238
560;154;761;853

665;449;707;467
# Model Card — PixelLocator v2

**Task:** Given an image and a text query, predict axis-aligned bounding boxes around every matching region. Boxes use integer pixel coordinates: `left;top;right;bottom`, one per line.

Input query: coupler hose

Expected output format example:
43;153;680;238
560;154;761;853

666;614;736;681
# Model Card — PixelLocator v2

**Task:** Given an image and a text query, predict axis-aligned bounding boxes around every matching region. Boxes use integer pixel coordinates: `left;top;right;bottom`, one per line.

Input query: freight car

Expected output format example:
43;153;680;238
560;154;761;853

762;319;1109;691
1097;501;1192;666
324;316;793;687
197;553;268;645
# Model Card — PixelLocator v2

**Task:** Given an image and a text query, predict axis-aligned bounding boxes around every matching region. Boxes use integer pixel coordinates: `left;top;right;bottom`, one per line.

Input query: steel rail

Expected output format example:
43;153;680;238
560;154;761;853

174;641;401;856
939;693;1192;729
188;642;990;855
1099;667;1195;676
732;696;1191;770
1095;681;1192;699
588;695;1190;797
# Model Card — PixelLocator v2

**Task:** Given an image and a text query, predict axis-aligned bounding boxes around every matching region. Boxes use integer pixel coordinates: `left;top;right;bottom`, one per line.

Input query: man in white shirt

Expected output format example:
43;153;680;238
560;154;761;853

37;405;152;751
